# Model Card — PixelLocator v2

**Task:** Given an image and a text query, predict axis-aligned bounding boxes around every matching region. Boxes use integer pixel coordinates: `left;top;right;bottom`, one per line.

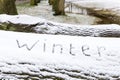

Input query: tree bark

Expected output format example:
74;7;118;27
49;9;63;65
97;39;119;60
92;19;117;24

36;0;40;3
0;0;18;15
48;0;54;5
30;0;37;6
53;0;65;15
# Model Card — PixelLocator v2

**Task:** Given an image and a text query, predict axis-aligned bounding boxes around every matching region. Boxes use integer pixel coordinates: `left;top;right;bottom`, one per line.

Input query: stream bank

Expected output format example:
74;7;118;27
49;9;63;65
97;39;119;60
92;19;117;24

87;8;120;24
67;1;120;25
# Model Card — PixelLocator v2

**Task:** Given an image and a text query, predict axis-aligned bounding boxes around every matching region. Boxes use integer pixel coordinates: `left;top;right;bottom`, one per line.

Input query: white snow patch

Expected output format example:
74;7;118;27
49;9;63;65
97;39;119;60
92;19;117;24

0;14;45;25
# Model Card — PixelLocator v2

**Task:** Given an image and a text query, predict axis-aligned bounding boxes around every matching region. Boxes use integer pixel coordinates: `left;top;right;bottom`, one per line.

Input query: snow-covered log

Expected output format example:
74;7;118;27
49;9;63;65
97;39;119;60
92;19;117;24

0;14;120;37
0;30;120;79
34;22;120;37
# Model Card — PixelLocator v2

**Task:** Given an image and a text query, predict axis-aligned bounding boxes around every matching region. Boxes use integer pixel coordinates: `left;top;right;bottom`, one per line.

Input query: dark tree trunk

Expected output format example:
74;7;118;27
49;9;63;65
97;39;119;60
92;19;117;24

30;0;37;6
0;0;18;15
48;0;54;5
53;0;65;16
36;0;41;3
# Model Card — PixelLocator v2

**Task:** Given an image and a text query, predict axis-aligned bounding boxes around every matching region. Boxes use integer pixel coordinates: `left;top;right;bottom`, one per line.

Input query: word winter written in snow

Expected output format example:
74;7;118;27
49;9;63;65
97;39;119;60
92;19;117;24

16;39;106;57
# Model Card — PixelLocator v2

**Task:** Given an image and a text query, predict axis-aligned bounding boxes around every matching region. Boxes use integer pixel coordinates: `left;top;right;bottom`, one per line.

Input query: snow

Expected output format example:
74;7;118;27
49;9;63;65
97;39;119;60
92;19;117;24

1;14;120;37
0;14;120;79
34;21;120;37
66;0;120;15
0;14;45;25
17;0;100;25
0;0;120;78
0;29;120;79
72;1;120;9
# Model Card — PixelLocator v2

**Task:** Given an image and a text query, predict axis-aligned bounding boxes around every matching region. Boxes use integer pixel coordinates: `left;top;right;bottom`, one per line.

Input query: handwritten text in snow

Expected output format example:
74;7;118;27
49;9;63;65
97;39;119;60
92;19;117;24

16;39;106;57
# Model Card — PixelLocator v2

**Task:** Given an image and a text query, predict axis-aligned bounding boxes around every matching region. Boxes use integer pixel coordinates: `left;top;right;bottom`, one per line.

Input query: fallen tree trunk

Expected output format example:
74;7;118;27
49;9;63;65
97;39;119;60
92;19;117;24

0;58;119;80
0;28;120;79
34;22;120;37
1;19;120;37
0;15;120;37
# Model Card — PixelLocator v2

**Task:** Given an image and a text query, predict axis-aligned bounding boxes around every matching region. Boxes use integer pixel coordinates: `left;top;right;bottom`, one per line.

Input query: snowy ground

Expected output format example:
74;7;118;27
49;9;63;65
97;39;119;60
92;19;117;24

66;0;120;8
16;0;120;25
17;0;101;25
66;0;120;16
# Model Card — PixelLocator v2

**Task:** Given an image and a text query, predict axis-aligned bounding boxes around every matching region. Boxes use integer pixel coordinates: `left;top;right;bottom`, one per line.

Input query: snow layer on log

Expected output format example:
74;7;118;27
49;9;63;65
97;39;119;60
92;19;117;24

0;30;120;79
0;14;120;37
